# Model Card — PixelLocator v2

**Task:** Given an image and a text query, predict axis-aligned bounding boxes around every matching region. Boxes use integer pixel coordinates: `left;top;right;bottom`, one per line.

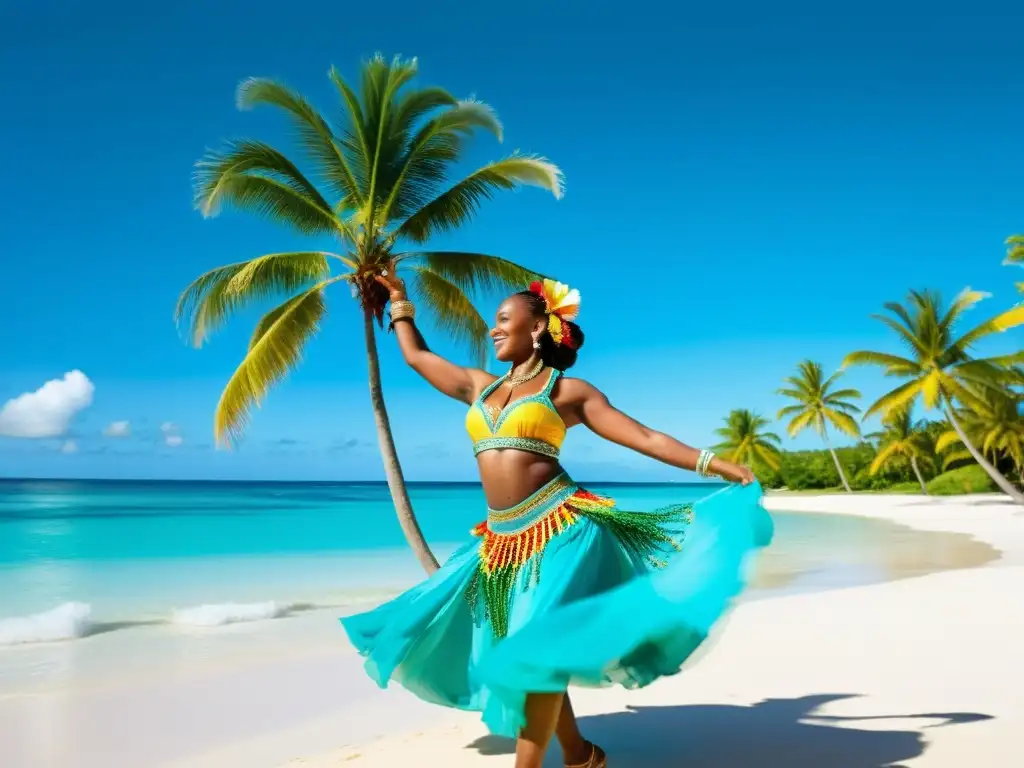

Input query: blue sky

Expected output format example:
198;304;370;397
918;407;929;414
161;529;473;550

2;0;1023;481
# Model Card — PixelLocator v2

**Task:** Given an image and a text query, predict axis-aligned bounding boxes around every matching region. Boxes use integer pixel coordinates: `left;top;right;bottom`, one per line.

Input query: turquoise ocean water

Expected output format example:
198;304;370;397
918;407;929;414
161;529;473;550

0;478;947;646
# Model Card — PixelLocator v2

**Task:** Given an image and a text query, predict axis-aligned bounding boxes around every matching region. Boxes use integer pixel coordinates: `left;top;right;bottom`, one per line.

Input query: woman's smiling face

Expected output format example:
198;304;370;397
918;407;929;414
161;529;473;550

490;294;545;363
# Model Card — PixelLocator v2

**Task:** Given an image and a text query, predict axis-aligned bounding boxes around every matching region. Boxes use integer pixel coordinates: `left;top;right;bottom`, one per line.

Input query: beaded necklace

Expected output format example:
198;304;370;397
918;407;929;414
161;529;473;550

485;358;544;423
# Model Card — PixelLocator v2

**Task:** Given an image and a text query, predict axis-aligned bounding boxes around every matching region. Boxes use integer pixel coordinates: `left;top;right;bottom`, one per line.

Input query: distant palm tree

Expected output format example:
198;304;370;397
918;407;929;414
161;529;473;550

176;55;563;573
936;388;1024;485
843;288;1024;503
866;408;935;494
713;409;782;473
1004;234;1024;294
776;360;861;492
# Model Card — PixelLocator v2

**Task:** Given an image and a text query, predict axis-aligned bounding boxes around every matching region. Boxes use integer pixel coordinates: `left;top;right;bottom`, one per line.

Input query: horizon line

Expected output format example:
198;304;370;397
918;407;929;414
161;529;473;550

0;476;724;487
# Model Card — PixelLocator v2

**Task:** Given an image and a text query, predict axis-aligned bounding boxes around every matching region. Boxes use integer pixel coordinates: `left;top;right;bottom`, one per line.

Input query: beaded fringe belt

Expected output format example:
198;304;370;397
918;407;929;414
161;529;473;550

466;473;694;639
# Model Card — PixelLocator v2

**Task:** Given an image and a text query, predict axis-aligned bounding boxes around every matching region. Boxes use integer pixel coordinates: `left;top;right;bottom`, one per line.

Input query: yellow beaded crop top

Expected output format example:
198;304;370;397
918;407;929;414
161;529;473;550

465;369;566;460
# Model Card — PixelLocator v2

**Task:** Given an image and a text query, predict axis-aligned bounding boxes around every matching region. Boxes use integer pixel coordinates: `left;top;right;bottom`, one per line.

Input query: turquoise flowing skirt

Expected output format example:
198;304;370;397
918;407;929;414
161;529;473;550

340;475;772;738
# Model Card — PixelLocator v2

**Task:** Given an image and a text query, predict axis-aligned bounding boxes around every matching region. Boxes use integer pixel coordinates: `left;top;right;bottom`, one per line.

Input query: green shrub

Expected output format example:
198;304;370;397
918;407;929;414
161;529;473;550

749;429;1012;496
926;464;997;495
886;481;922;493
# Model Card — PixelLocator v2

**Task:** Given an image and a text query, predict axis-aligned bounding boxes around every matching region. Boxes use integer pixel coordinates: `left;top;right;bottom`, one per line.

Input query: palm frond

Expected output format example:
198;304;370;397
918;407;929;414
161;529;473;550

843;350;918;371
950;303;1024;350
175;252;335;346
870;313;928;356
825;388;863;401
785;409;817;437
1005;234;1024;264
776;387;808;401
395;154;564;243
363;56;422;231
934;430;961;453
920;370;943;409
776;404;805;419
942;378;996;414
329;65;372;185
408;266;490;366
825;409;861;438
880;300;919;336
194;139;340;236
864;378;924;419
390;87;460;134
410;251;543;298
972;350;1024;369
214;278;340;445
236;77;362;204
953;360;1024;390
938;286;990;335
381;100;507;222
941;448;974;469
869;442;903;475
753;444;783;471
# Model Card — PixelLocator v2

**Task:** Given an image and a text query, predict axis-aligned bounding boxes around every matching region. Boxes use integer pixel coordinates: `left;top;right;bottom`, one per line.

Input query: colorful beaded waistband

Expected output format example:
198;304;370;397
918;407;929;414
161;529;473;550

486;472;578;533
472;436;560;460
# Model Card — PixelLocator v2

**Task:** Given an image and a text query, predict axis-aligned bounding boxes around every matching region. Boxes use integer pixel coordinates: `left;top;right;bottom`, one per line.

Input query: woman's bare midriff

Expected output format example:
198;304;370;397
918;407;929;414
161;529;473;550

476;450;563;509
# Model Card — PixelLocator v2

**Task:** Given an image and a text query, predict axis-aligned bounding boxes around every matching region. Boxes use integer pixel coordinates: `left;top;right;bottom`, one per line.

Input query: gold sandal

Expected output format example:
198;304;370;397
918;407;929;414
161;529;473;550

566;742;606;768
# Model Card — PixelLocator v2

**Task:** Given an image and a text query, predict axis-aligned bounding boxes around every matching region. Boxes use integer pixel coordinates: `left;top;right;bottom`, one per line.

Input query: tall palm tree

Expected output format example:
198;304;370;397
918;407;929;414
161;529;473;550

713;409;783;473
936;388;1024;484
175;55;563;573
776;360;861;492
866;408;935;494
843;288;1024;503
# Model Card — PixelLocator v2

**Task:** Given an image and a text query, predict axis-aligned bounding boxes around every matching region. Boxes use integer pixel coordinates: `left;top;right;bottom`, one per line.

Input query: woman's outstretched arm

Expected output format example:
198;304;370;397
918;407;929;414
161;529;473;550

563;379;755;484
375;270;495;404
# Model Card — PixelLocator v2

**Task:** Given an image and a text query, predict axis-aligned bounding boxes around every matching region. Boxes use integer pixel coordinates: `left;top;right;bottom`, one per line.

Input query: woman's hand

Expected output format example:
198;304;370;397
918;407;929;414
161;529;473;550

711;459;756;486
373;261;407;303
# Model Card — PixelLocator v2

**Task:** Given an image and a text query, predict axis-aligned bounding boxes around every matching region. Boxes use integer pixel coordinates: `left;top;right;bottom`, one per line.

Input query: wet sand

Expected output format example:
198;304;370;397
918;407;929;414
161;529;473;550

749;508;1001;596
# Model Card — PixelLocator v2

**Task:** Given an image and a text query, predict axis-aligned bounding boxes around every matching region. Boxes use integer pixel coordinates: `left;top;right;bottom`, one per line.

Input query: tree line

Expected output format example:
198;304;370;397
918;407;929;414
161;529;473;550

713;283;1024;497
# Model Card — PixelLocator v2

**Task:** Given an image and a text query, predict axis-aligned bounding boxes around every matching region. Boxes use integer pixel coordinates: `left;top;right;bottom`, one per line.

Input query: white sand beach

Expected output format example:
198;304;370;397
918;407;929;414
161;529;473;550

279;493;1024;768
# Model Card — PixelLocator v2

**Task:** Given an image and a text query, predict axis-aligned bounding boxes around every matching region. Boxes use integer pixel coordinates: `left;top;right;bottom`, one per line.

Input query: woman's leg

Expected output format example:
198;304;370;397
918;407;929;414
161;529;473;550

516;692;564;768
556;694;592;764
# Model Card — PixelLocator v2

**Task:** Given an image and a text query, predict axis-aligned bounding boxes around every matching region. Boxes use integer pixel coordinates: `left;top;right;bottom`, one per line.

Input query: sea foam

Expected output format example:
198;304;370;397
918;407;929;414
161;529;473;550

0;602;93;646
171;601;290;627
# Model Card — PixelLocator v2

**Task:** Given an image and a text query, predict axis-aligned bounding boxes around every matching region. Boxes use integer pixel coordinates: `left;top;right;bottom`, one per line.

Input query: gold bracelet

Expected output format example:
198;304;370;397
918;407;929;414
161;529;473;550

390;300;415;322
696;449;715;477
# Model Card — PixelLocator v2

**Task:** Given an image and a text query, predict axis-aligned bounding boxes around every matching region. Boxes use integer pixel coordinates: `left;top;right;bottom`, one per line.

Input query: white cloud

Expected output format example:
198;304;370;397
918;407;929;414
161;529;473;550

161;422;183;447
0;371;95;438
61;440;78;454
103;420;131;438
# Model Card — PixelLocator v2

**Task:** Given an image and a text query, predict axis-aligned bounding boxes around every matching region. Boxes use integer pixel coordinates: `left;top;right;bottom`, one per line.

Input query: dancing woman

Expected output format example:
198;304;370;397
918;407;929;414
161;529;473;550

341;270;773;767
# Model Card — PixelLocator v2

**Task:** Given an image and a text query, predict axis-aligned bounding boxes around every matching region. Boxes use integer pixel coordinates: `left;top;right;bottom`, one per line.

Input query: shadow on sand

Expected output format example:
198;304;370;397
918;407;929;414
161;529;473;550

467;694;992;766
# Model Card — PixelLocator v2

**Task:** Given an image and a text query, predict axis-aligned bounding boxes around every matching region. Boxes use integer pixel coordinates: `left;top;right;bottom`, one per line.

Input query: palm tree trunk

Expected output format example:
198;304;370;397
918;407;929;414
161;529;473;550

943;400;1024;504
910;456;928;495
821;427;853;492
362;308;440;573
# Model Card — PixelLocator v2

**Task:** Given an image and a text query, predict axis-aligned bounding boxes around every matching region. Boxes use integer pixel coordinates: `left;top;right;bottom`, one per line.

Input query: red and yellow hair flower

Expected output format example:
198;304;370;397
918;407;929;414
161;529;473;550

529;279;581;348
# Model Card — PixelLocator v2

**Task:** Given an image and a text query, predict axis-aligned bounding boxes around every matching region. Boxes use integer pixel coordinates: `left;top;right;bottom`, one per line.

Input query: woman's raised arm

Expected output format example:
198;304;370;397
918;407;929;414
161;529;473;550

375;270;494;405
562;379;755;484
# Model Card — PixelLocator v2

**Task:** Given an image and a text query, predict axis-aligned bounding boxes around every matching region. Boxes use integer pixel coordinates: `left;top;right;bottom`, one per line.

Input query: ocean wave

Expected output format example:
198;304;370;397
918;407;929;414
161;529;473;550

171;601;293;627
0;602;93;646
0;592;394;646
